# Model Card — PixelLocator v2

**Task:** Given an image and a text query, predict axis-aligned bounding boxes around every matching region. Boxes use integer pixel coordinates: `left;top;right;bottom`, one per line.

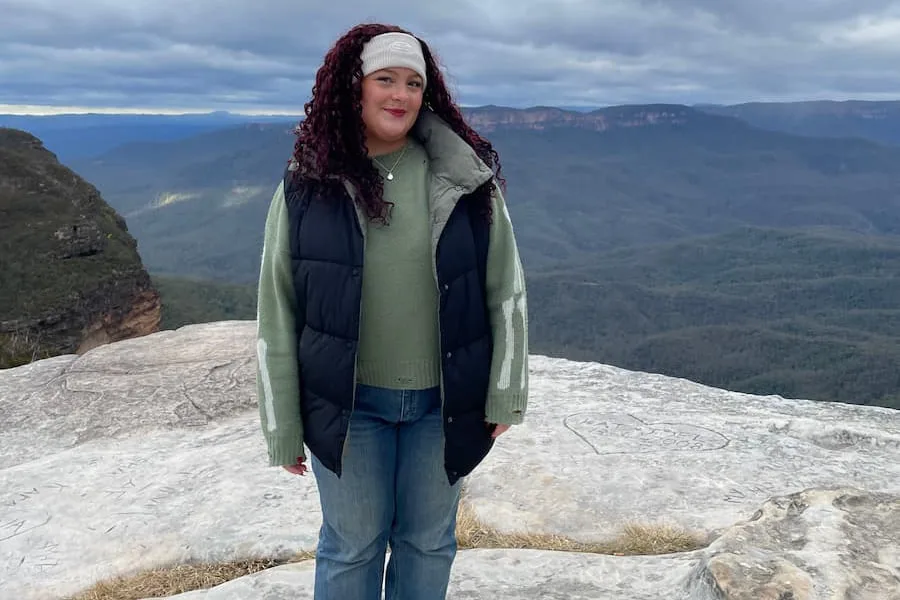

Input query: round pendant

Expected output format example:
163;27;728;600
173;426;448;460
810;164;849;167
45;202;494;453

386;172;394;181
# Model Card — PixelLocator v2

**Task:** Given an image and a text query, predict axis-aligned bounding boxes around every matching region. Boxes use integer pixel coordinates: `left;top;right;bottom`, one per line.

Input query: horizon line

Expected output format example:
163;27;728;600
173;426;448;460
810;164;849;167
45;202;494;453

2;97;899;117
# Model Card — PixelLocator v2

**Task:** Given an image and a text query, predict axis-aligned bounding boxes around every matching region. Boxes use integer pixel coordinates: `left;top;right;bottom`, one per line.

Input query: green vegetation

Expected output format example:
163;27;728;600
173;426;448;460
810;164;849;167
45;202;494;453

0;132;147;321
0;329;55;369
488;119;900;271
1;128;155;365
527;228;900;409
153;275;257;330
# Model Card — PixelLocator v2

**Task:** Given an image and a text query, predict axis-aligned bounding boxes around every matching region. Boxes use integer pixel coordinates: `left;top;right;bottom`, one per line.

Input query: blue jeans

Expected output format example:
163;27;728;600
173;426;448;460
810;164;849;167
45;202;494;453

310;383;461;600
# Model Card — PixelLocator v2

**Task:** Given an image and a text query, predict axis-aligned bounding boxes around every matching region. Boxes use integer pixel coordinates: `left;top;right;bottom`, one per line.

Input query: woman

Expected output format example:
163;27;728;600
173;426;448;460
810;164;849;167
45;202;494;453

255;22;529;600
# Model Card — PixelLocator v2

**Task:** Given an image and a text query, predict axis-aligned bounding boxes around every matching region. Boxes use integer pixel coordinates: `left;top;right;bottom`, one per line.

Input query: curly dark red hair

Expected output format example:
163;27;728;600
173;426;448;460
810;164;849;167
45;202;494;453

290;23;503;222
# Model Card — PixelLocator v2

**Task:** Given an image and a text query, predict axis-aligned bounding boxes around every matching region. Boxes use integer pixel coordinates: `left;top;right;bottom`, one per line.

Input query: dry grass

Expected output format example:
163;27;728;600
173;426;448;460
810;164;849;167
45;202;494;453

68;498;706;600
67;553;314;600
0;328;52;369
455;500;706;556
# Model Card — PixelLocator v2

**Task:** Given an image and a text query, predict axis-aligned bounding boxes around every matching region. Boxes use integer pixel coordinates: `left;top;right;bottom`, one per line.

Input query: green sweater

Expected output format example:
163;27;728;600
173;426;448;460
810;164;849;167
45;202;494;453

256;110;529;466
357;139;441;388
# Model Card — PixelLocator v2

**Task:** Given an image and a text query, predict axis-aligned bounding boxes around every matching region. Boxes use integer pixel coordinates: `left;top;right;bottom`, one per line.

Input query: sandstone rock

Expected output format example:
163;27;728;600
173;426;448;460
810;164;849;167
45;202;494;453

0;321;897;599
0;127;161;368
52;219;105;259
78;286;164;354
685;488;900;600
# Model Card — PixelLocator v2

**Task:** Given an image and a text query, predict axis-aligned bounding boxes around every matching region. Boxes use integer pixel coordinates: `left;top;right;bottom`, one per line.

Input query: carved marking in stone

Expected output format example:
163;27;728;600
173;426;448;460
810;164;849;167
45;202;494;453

109;457;150;476
723;484;773;504
3;540;61;576
2;483;69;510
564;412;730;455
3;488;40;508
29;542;60;573
0;514;52;542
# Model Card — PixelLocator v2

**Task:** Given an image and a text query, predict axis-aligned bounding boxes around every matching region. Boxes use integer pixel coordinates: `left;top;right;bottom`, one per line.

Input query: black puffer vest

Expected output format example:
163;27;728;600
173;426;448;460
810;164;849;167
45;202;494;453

284;173;495;485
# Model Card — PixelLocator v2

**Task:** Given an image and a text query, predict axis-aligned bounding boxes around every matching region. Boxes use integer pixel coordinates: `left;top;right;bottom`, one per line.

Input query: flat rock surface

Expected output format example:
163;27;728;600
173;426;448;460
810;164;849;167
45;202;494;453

1;321;898;599
146;549;702;600
465;357;900;541
1;412;321;600
0;321;258;470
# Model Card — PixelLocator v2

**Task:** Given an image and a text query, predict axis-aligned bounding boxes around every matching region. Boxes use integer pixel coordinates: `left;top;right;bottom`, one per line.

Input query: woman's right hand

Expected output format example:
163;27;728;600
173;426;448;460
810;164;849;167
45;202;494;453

283;456;308;475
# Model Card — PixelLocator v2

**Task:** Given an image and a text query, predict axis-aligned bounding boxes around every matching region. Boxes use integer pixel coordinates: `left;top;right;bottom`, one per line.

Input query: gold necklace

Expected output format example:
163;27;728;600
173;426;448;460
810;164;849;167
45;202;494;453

371;143;409;181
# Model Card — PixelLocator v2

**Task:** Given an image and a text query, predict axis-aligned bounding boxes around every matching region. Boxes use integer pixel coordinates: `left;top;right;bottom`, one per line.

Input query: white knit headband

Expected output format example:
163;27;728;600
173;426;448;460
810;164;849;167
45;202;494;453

360;32;427;87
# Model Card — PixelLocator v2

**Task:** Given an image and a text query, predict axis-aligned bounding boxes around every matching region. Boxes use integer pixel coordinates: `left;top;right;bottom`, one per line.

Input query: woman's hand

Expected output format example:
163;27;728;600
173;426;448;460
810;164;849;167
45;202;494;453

282;456;308;475
489;423;511;438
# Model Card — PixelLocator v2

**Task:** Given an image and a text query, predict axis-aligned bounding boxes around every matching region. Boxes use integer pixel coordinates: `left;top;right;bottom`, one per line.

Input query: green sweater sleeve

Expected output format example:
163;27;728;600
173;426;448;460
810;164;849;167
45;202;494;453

484;182;529;425
256;180;306;466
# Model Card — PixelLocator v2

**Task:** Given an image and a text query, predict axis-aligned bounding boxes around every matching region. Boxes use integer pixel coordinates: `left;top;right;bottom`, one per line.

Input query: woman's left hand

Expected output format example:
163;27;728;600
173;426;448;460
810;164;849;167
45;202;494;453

489;423;511;438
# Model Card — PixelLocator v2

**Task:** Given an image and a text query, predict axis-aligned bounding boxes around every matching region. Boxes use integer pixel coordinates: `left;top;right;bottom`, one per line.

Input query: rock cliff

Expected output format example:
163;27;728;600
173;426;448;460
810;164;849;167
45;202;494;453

0;321;897;599
0;127;160;367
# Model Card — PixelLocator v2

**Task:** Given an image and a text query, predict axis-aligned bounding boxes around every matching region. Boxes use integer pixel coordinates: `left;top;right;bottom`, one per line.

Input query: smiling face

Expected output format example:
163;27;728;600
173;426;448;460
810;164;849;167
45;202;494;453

360;67;424;156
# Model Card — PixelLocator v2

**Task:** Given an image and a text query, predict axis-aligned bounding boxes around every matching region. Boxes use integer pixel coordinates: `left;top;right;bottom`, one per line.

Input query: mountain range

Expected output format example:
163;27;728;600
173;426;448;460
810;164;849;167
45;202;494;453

0;111;302;162
5;100;900;409
66;103;900;279
699;100;900;147
7;99;900;160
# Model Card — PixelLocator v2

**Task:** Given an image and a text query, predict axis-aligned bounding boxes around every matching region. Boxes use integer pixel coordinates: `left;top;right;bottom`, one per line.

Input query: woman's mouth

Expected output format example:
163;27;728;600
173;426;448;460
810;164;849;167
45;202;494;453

385;108;406;117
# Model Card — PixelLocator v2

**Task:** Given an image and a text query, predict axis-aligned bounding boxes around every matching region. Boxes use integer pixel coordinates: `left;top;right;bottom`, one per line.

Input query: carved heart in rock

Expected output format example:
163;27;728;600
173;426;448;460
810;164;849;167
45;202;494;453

563;412;731;455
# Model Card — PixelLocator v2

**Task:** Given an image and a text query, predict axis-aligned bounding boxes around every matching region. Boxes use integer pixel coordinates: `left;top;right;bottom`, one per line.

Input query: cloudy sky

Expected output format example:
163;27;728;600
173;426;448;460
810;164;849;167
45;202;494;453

2;0;900;114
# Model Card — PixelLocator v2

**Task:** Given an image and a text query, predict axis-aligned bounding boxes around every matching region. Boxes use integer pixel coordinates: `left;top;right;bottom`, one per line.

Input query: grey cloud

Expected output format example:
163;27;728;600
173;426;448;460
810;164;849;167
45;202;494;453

2;0;900;112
